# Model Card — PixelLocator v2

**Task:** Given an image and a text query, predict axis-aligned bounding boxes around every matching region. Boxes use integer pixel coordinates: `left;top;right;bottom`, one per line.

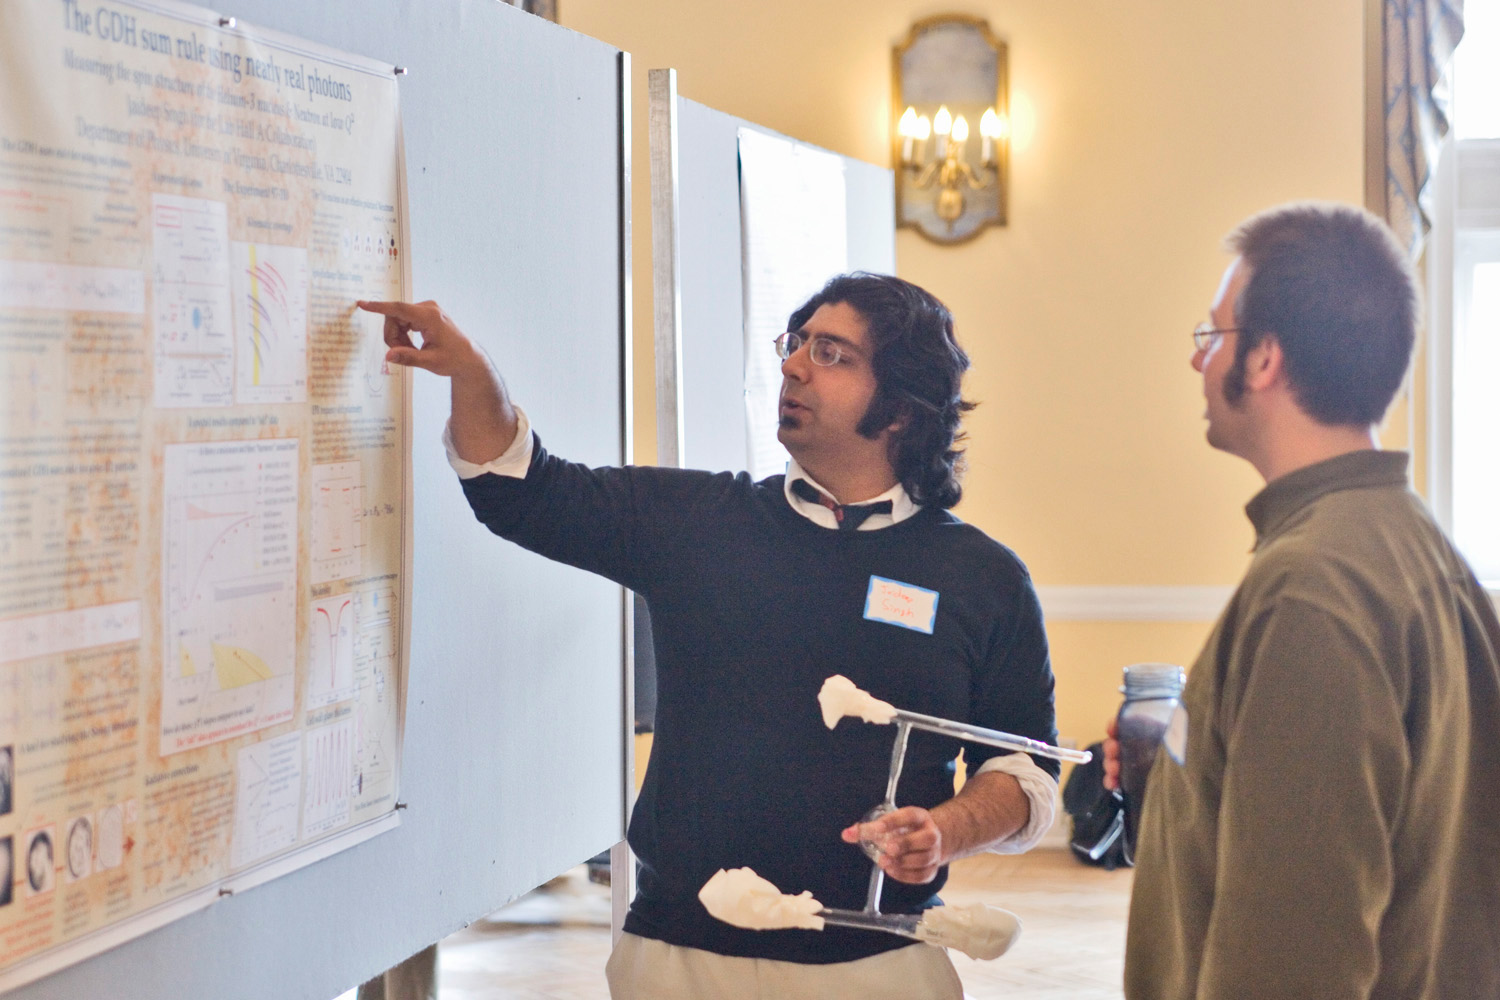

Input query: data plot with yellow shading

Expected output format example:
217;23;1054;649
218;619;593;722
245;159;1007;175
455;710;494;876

161;440;300;754
212;643;277;688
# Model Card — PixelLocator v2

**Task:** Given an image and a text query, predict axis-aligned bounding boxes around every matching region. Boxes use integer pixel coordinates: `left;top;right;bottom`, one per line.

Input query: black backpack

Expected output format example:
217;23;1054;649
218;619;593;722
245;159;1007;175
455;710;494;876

1061;740;1133;870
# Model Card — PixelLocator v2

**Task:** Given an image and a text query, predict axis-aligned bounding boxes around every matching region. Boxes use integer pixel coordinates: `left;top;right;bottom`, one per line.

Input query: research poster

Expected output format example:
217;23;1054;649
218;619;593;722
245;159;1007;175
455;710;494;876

0;0;410;985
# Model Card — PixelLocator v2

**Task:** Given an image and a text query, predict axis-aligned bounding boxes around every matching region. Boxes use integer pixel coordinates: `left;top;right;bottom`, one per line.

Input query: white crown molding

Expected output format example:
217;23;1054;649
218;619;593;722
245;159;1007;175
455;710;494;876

1035;586;1235;623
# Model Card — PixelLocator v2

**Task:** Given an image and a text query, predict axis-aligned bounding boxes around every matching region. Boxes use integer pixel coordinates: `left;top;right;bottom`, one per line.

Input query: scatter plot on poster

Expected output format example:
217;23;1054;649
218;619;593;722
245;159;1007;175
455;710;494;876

152;194;234;409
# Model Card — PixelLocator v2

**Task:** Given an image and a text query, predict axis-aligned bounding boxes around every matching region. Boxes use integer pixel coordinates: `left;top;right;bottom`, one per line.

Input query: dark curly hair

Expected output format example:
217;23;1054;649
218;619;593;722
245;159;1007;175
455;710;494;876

787;273;976;509
1223;202;1419;425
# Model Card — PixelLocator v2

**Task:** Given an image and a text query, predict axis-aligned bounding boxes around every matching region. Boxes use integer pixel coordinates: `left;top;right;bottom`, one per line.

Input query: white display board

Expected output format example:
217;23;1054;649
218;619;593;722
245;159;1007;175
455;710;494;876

736;129;850;480
649;75;897;476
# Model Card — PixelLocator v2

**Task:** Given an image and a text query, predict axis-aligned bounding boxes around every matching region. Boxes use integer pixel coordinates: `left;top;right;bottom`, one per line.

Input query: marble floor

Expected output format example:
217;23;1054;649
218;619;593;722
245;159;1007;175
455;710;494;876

429;847;1134;1000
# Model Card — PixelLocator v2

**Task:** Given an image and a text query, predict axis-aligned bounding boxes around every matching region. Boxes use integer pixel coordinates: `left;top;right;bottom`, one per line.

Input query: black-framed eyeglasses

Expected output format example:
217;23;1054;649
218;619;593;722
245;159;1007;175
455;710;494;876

773;330;849;366
1192;322;1241;352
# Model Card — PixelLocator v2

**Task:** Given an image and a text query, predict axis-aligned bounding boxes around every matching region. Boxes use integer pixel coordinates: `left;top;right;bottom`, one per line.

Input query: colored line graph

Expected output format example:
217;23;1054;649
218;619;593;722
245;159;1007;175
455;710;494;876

232;242;308;404
306;593;356;709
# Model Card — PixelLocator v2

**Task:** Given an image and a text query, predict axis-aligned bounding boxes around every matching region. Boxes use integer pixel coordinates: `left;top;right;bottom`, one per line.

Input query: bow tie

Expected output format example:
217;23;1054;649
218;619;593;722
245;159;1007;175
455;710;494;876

790;478;894;532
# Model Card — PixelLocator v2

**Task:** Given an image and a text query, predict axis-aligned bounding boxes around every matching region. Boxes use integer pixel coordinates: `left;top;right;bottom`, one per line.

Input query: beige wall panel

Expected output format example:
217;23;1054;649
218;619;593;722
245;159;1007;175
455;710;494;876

564;0;1365;749
1045;620;1214;754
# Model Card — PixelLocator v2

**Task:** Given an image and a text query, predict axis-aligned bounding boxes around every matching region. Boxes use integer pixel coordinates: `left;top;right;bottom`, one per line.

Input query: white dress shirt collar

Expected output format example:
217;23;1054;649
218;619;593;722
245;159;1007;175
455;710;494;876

781;458;919;532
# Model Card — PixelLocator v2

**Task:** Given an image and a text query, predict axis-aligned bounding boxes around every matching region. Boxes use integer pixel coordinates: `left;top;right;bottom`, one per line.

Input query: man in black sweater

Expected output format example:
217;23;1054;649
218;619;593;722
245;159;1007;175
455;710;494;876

360;274;1059;999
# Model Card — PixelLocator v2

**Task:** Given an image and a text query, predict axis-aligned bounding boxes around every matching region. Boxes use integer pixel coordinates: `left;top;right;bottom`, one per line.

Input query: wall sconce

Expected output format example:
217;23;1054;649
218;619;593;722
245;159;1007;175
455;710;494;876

893;15;1008;244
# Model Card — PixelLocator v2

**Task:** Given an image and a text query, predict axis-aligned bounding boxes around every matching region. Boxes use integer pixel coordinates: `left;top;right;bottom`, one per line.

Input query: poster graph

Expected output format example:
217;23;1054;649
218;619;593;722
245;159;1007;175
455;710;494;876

161;440;299;753
232;242;309;405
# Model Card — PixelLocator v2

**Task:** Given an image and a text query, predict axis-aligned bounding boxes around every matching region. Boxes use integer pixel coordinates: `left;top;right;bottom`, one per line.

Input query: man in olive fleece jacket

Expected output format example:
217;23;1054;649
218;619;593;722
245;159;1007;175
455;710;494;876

1105;202;1500;999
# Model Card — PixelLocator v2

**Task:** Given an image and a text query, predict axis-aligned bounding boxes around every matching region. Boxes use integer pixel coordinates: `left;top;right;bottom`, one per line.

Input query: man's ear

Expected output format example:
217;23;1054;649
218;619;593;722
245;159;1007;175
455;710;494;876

884;402;909;436
1242;333;1285;393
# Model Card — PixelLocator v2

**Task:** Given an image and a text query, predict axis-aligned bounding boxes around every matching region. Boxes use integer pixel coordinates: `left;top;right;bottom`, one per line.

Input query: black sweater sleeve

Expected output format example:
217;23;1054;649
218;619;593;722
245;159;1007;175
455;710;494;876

966;564;1061;781
457;435;742;597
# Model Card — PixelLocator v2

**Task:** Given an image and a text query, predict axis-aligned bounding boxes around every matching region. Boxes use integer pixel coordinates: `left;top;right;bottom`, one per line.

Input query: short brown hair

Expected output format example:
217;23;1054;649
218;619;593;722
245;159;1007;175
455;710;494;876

1222;202;1419;426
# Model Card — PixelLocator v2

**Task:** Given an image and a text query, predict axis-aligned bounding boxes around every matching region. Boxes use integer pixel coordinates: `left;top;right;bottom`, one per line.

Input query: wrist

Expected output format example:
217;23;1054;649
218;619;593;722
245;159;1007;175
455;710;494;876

928;803;967;864
449;340;491;379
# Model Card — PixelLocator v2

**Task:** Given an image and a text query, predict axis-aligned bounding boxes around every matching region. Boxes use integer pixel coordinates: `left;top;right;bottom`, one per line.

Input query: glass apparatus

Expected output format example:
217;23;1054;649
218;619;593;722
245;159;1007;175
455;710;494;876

1115;662;1186;843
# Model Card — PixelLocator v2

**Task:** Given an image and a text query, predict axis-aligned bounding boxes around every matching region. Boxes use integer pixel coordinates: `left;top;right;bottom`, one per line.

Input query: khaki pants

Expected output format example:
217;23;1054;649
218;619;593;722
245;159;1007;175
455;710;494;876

605;932;964;1000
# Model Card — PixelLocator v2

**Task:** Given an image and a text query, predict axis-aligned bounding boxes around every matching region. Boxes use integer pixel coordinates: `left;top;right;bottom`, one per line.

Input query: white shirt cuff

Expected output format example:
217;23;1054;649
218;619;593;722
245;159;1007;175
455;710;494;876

443;406;534;480
973;752;1058;854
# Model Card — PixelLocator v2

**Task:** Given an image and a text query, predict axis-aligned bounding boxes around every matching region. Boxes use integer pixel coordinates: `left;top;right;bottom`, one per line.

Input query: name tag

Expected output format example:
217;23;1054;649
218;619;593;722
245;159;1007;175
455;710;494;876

863;576;939;634
1164;704;1189;765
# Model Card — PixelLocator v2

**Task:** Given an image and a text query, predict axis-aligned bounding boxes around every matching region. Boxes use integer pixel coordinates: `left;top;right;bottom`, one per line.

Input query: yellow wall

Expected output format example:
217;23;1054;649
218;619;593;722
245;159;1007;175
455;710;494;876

563;1;1367;751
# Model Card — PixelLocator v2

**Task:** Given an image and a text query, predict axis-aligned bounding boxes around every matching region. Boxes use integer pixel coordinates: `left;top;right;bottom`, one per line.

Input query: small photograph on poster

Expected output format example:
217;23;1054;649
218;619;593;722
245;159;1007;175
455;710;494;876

24;827;54;897
0;744;12;816
0;836;12;907
65;816;93;883
95;804;126;872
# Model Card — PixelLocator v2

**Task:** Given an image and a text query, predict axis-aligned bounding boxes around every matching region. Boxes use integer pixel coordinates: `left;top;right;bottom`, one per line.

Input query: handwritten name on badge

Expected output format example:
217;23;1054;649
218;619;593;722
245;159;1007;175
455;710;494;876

863;576;939;634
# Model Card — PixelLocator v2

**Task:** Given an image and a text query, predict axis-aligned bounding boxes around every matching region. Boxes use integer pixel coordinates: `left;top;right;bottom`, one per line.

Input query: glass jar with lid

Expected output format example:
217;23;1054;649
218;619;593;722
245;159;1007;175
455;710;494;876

1116;663;1186;839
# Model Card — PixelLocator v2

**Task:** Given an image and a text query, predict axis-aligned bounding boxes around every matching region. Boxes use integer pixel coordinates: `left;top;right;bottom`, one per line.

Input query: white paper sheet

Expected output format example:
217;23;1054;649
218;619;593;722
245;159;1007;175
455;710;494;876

737;129;848;480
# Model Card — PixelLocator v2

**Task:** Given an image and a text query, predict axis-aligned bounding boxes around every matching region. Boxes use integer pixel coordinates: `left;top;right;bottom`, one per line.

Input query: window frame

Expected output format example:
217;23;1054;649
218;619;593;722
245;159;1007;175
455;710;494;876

1426;136;1500;590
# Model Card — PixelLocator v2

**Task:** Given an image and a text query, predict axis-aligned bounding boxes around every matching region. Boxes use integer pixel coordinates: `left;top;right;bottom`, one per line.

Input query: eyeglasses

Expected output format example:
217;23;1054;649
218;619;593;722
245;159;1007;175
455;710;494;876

773;330;851;366
1192;322;1242;352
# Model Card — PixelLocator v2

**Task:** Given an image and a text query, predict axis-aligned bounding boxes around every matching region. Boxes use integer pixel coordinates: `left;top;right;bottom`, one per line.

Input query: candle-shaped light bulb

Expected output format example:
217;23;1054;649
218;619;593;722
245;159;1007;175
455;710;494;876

933;105;951;158
914;114;931;164
951;114;969;143
979;107;1001;164
897;106;918;164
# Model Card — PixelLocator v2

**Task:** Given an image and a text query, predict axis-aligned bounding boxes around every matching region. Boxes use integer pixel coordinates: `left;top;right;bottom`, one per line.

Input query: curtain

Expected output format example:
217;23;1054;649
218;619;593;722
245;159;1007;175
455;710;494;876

1383;0;1465;257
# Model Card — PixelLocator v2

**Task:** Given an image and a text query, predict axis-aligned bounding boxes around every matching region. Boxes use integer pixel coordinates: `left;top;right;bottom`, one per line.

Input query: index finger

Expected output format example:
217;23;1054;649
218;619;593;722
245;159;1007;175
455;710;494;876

356;300;422;321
